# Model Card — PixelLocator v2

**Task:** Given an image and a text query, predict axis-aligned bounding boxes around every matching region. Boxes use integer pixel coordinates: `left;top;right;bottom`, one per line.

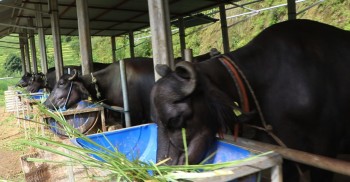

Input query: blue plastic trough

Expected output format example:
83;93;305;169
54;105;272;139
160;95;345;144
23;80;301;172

47;100;99;137
71;123;254;164
30;89;46;100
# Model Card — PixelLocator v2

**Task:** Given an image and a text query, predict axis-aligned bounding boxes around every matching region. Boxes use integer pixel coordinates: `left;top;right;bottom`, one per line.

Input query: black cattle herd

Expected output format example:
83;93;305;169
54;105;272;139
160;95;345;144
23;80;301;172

16;19;350;182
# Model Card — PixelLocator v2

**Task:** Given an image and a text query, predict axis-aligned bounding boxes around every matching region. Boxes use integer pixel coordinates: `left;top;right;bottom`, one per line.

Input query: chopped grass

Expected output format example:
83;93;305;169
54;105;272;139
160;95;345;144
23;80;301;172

21;101;272;181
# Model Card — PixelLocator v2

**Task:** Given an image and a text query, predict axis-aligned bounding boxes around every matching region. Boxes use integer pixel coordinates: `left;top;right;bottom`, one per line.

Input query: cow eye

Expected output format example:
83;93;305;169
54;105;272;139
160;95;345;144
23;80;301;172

167;115;185;129
174;96;186;104
58;80;66;86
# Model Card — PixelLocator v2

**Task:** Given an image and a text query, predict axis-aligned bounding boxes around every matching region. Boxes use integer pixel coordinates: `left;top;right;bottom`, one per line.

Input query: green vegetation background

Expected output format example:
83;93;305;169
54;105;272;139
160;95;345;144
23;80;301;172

0;0;348;106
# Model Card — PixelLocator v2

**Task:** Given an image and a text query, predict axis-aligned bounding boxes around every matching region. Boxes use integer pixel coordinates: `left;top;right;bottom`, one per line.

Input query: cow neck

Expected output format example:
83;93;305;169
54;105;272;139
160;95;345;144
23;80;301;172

219;55;288;148
90;73;101;99
80;73;101;100
218;55;249;141
42;74;49;89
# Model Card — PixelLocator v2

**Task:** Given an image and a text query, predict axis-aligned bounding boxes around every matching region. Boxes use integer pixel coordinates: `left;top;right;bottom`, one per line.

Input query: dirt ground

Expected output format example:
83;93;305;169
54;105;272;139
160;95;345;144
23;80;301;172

0;107;28;181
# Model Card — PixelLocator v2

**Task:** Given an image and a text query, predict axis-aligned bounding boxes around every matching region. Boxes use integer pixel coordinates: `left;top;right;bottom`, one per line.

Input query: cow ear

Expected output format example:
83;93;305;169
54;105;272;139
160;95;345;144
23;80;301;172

175;61;197;95
155;64;171;77
210;48;221;57
68;69;78;81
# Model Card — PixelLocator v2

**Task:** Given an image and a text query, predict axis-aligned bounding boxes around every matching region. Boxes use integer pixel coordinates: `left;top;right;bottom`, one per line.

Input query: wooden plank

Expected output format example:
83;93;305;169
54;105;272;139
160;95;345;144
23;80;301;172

40;106;105;134
232;137;350;176
4;90;28;112
41;106;104;119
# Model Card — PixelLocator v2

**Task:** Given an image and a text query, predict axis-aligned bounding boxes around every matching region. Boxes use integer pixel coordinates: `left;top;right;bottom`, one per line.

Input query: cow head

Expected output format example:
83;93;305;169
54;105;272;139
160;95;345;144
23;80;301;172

16;72;32;87
44;70;90;110
26;73;46;93
151;61;240;165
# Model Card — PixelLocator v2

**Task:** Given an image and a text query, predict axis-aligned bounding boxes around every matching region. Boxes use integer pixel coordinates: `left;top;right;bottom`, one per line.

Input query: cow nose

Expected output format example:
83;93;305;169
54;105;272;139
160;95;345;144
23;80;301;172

43;99;54;109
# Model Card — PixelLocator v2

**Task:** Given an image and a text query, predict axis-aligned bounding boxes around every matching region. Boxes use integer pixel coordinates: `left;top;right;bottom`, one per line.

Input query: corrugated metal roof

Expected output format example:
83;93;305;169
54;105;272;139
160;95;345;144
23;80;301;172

0;0;233;38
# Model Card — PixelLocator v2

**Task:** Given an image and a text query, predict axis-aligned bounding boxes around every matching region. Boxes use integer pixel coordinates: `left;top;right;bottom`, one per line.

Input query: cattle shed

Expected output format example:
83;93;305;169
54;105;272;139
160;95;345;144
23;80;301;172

2;0;350;181
0;0;298;81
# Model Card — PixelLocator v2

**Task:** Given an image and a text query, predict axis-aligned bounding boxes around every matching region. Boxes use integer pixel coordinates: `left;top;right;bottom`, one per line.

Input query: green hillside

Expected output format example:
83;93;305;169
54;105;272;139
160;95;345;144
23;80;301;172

0;0;348;77
191;0;350;55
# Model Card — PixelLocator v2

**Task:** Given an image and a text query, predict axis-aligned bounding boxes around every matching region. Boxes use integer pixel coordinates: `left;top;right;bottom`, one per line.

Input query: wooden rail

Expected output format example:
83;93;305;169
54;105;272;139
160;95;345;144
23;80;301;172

227;136;350;176
41;106;106;132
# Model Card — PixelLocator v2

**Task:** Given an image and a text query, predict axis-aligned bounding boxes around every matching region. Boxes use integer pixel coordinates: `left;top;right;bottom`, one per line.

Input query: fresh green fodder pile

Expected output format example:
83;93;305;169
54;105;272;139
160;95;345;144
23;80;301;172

22;102;271;182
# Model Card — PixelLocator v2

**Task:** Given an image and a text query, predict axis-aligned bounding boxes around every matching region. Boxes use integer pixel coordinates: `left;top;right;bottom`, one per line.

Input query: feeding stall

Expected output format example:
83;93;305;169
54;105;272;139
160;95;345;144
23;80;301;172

21;123;282;181
12;89;47;138
71;124;283;181
40;100;107;137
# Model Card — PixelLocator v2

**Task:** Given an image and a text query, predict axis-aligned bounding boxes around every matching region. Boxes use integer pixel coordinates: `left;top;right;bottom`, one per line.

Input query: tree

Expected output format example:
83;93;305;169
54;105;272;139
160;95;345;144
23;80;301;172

4;53;22;74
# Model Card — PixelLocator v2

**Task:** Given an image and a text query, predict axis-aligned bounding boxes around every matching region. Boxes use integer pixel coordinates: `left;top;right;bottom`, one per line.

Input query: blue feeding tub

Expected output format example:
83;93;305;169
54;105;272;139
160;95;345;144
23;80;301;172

71;123;254;164
48;100;100;137
30;89;46;100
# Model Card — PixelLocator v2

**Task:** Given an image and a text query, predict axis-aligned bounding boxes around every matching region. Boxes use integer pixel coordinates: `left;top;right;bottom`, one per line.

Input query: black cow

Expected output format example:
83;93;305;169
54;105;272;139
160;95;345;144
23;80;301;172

44;58;155;126
43;51;220;126
26;63;110;93
25;66;80;93
16;72;34;87
150;19;350;182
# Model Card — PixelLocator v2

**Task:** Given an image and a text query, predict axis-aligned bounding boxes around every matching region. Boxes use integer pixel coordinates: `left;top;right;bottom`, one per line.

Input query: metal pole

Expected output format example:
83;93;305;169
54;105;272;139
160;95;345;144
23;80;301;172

129;31;135;58
36;3;48;74
76;0;93;75
287;0;297;20
178;17;186;58
184;48;193;62
148;0;174;81
119;59;131;127
49;0;64;81
111;36;117;63
23;30;31;73
27;18;38;74
219;4;230;53
19;33;26;74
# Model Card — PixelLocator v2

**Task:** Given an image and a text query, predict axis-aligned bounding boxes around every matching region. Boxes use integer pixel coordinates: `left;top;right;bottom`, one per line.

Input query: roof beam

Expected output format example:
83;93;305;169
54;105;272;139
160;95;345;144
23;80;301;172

47;26;133;32
0;22;36;30
0;3;49;14
23;1;149;14
16;15;149;24
91;0;129;20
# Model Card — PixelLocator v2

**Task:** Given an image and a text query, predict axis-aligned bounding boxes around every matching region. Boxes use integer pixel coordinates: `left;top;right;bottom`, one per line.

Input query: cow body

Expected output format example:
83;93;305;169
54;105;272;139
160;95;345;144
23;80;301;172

151;19;350;182
26;63;110;93
44;58;155;126
43;52;219;126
